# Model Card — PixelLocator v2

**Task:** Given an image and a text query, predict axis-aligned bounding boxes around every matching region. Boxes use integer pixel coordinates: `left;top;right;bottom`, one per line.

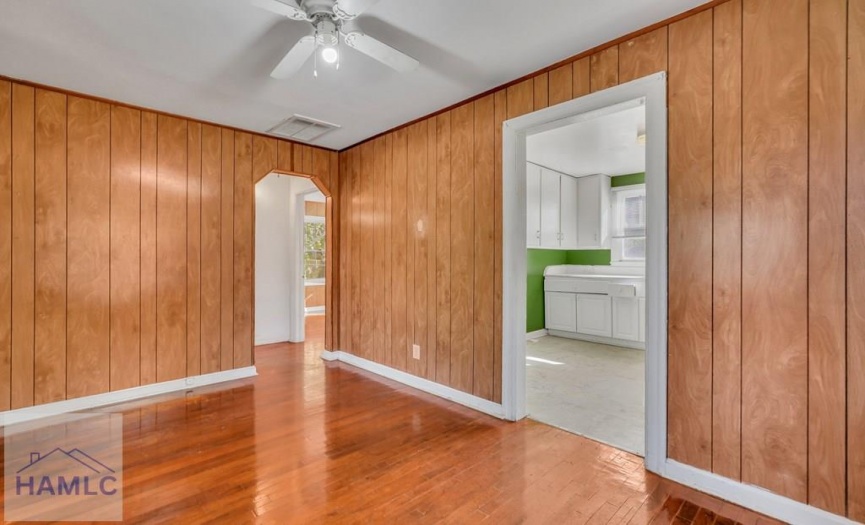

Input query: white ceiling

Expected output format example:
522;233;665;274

0;0;703;150
527;105;646;177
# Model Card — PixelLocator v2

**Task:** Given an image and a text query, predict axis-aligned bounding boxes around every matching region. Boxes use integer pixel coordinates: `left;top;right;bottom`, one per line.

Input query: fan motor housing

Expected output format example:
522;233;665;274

313;17;339;47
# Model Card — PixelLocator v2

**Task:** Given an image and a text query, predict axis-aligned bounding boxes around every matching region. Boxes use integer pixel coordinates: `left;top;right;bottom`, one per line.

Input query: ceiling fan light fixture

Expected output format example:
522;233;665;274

321;46;339;64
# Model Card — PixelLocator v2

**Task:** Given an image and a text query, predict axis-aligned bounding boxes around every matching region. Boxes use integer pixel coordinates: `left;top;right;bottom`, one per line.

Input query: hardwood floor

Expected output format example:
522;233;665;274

1;315;780;524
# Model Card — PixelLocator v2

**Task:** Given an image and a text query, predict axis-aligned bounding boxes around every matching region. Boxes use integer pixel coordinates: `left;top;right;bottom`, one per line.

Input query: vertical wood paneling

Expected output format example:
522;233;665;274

449;103;473;392
350;148;362;357
493;90;506;404
34;89;67;403
473;95;494;399
391;130;407;371
67;96;111;399
338;150;350;352
435;113;452;385
548;64;573;106
109;105;141;392
156;115;188;382
293;143;304;174
667;10;713;471
233;132;253;368
200;124;221;374
711;0;742;481
742;0;809;501
360;142;374;359
220;129;234;371
11;84;34;408
187;122;202;377
373;138;386;365
426;118;437;379
404;130;416;369
384;135;393;366
619;27;668;83
140;112;157;385
533;73;548;110
277;140;292;173
808;0;848;514
848;0;865;519
590;47;619;92
0;80;11;410
572;57;591;98
408;124;427;377
507;79;534;119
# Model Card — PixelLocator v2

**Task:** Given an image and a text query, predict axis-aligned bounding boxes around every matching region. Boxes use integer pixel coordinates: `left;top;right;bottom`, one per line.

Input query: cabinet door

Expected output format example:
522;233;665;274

638;297;646;342
576;294;612;337
612;297;640;341
577;175;602;248
559;174;579;248
545;292;577;332
540;168;560;247
526;163;541;247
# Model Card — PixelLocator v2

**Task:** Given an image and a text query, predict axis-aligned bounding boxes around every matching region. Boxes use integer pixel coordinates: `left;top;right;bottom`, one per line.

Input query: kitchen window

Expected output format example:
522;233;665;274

611;185;646;264
304;215;326;281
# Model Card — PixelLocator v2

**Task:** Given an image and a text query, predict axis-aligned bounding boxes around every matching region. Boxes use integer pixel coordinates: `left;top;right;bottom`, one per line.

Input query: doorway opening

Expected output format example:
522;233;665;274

254;173;328;349
502;73;667;472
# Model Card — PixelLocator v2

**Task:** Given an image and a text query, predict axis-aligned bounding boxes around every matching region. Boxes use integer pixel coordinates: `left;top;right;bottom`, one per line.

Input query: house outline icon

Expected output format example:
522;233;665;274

16;448;116;475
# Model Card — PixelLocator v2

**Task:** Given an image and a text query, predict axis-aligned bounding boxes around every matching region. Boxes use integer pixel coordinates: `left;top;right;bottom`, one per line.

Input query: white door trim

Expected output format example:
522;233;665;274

501;72;668;474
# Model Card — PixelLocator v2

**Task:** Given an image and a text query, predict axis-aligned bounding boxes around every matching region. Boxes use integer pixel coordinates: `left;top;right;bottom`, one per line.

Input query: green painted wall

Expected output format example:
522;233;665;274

525;173;644;333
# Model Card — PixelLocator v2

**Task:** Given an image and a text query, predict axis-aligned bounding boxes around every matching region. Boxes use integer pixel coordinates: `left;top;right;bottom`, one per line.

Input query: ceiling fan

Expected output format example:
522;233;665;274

251;0;420;78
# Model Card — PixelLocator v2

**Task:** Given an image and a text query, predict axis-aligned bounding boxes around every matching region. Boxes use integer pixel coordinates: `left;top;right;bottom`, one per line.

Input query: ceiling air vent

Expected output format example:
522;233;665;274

267;114;340;143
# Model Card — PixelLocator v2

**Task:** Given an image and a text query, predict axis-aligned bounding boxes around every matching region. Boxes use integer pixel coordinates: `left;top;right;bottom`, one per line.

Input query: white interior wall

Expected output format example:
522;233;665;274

254;174;316;345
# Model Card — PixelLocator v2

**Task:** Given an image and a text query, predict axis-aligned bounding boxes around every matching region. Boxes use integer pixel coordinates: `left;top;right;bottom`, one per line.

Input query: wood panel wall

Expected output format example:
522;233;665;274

0;78;338;410
336;0;864;518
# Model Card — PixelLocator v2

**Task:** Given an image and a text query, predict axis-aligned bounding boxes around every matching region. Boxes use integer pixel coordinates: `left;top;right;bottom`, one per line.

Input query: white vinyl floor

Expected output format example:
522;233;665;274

526;335;645;456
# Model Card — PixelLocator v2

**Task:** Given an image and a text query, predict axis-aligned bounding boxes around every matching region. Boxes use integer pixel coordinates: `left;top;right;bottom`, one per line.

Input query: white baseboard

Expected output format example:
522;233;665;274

547;329;645;350
0;366;257;427
321;350;505;419
662;460;857;525
526;329;548;340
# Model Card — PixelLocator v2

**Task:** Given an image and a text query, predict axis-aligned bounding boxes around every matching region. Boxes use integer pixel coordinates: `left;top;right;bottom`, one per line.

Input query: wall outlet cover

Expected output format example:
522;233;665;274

412;344;421;360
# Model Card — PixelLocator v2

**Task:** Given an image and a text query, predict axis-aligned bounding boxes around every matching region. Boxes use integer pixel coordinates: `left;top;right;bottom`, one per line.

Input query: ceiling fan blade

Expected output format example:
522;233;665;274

343;31;419;72
271;36;316;79
333;0;380;20
251;0;308;21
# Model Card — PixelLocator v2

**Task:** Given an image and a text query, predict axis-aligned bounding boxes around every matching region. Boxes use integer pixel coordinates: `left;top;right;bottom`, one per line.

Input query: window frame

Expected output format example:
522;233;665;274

610;183;647;265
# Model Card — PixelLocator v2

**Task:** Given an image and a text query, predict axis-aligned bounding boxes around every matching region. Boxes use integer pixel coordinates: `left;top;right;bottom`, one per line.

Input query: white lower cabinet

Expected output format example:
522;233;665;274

545;292;577;332
575;294;612;337
612;297;640;341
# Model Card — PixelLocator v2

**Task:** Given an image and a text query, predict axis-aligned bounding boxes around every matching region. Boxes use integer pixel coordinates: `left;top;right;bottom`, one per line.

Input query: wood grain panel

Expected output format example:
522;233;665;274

506;79;533;119
277;140;292;173
253;136;277;185
391;130;407;371
0;80;11;410
67;96;111;399
200;124;222;374
360;142;374;359
711;0;742;481
667;10;713;471
848;0;865;519
572;57;591;98
548;64;573;106
293;143;304;174
156;115;188;382
350;148;361;356
34;89;67;403
338;149;351;354
11;84;34;408
807;0;847;514
109;105;141;392
302;145;313;175
472;95;494;400
221;129;234;371
742;0;809;501
404;129;416;370
533;73;548;110
233;132;253;368
373;137;386;365
187;122;202;377
493;89;506;403
426;117;437;379
407;124;427;377
140;111;158;385
590;46;619;92
449;103;474;392
435;112;452;386
619;27;668;83
383;135;393;366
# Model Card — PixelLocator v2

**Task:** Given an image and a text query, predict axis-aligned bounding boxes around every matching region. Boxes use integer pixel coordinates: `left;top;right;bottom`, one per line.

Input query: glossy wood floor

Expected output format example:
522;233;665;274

1;315;781;524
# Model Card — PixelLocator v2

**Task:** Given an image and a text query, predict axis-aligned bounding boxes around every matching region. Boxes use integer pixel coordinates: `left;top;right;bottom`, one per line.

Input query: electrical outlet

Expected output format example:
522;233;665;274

412;344;421;360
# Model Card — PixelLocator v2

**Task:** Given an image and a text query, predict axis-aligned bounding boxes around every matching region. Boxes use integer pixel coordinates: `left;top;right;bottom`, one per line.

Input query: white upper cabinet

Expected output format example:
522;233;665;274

576;174;611;249
526;163;542;247
540;168;561;247
526;162;610;250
